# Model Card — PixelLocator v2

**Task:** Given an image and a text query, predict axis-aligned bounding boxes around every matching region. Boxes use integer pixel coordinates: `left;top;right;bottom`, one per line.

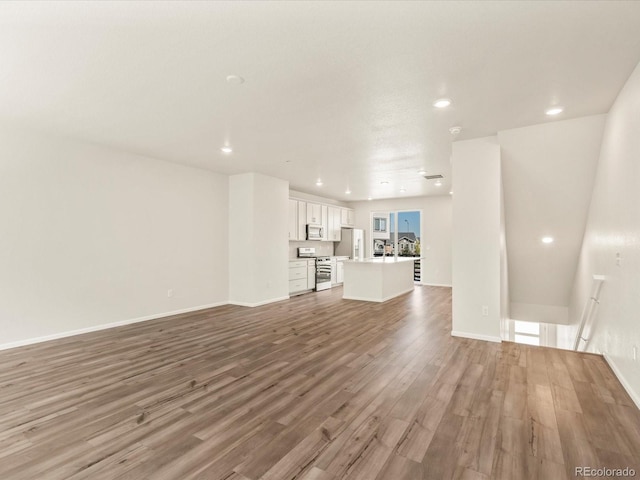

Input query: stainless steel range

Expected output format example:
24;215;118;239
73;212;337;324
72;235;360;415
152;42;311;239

297;247;332;291
314;257;332;291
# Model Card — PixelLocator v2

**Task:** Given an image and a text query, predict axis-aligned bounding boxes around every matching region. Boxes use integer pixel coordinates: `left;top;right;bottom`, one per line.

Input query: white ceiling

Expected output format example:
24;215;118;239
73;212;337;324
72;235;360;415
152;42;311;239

2;1;640;201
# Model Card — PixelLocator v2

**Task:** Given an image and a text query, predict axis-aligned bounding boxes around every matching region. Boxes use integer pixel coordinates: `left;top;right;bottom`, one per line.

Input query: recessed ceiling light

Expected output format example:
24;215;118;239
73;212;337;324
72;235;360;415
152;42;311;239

226;75;245;85
380;181;389;185
345;189;351;195
449;191;453;195
545;106;564;116
367;197;373;201
316;179;323;186
400;187;406;193
542;236;554;244
418;169;427;175
435;181;442;187
449;126;462;135
220;146;233;154
433;98;452;108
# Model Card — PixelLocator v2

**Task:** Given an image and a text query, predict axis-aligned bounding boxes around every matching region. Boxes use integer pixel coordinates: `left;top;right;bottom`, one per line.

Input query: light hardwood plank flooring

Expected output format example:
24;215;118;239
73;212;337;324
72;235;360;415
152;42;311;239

0;286;639;479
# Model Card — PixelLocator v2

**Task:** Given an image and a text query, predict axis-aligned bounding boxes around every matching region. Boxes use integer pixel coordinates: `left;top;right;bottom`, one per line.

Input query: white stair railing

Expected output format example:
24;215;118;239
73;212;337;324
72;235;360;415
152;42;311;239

573;275;605;351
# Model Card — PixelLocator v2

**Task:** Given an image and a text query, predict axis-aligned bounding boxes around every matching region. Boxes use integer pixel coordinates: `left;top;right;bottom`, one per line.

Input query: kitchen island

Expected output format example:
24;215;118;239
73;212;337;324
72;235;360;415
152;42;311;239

342;256;419;302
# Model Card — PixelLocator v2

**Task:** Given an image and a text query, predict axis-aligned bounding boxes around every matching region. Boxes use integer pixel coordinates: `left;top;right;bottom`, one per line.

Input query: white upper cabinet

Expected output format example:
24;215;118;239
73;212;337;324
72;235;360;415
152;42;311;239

328;206;342;241
341;207;355;227
290;197;351;241
321;205;328;240
306;203;323;225
289;199;307;241
288;199;298;240
297;201;307;240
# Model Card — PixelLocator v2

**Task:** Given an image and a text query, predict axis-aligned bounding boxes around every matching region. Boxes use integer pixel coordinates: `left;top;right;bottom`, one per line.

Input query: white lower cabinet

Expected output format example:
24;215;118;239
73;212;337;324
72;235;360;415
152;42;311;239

337;261;345;284
290;259;316;295
307;264;315;290
289;278;307;293
289;266;306;281
331;258;337;285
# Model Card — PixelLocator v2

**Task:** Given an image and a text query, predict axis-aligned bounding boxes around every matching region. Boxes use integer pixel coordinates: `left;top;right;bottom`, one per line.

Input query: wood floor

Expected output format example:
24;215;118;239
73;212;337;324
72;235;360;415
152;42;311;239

1;286;639;480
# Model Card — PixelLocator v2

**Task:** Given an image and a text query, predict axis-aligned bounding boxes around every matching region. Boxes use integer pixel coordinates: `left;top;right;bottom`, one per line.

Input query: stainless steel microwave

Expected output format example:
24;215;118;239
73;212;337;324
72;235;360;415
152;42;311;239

306;224;323;240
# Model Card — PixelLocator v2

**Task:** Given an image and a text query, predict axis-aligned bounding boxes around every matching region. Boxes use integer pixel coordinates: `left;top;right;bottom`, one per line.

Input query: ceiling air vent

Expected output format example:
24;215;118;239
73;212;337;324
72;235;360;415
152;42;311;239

423;174;444;180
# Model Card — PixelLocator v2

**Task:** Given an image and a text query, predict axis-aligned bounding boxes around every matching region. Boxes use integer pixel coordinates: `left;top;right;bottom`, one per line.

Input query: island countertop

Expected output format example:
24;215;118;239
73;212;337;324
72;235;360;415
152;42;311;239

345;256;422;264
342;257;420;302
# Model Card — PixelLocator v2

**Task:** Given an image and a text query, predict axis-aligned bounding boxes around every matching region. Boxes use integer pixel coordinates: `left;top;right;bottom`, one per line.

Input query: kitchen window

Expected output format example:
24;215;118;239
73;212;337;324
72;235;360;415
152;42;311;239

370;209;423;282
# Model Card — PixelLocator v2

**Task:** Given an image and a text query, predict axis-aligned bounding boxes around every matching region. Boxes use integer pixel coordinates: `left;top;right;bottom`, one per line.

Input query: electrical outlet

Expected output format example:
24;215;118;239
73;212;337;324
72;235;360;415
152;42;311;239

167;289;174;298
616;252;622;266
482;305;489;316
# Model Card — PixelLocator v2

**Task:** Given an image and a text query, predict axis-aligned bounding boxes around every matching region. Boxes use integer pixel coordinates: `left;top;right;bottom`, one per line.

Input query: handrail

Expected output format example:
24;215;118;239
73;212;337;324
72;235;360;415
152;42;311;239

573;274;605;351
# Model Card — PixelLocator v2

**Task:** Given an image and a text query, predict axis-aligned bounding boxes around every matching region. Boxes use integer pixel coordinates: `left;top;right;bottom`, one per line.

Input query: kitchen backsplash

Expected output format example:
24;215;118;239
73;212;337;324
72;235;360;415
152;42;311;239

289;241;335;259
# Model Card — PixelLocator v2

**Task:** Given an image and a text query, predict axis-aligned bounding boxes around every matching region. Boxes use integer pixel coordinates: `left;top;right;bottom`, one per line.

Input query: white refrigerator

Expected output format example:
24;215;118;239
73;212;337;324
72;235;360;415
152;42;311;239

335;228;364;260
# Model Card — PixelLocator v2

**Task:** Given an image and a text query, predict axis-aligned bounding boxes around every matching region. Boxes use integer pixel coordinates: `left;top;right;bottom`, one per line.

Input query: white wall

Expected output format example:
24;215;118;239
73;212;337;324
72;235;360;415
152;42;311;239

0;125;229;347
498;116;605;324
451;136;502;342
350;195;452;287
289;241;334;259
229;173;289;306
569;63;640;407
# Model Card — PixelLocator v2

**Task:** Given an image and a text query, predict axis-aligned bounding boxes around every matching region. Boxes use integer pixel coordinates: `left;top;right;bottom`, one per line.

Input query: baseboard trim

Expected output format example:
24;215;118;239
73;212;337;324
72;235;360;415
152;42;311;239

421;283;452;288
603;353;640;410
343;287;415;303
228;296;290;308
0;301;229;352
451;330;502;343
342;295;384;303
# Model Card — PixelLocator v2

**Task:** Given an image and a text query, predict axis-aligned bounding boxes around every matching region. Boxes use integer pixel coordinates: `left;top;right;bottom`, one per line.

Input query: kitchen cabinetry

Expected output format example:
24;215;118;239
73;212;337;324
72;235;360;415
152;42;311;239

332;256;348;284
327;206;342;241
288;199;298;240
289;259;315;295
321;205;328;240
290;196;352;241
307;262;315;290
306;202;329;240
341;208;355;227
297;201;307;240
331;258;337;285
288;199;307;241
306;203;323;225
330;256;348;286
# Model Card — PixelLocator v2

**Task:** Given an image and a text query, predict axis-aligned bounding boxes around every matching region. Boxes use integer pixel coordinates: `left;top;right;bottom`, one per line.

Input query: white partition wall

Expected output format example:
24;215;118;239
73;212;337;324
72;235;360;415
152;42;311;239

451;137;503;342
229;173;289;307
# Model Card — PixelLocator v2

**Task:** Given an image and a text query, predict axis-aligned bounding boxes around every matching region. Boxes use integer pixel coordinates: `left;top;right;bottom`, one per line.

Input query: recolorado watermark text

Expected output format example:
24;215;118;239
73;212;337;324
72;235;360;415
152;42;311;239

575;467;636;477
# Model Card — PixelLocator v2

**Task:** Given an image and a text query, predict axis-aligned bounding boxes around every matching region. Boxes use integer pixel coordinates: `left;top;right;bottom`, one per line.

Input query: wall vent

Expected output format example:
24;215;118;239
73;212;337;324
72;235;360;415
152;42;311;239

423;174;444;180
